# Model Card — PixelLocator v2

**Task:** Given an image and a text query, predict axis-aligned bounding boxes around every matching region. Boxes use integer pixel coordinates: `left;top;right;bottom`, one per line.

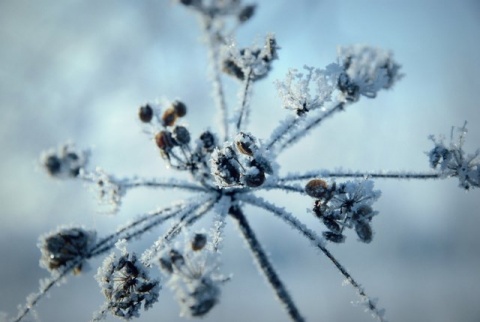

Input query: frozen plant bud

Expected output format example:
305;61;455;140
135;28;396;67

155;131;176;152
199;131;216;152
238;4;256;23
243;166;265;188
305;179;329;199
172;125;191;145
235;132;257;156
44;155;61;176
211;147;241;187
191;233;207;251
40;144;88;179
355;222;373;243
138;104;153;123
322;231;346;243
97;251;160;319
172;100;187;117
222;58;245;81
39;227;96;274
162;108;177;127
182;279;220;317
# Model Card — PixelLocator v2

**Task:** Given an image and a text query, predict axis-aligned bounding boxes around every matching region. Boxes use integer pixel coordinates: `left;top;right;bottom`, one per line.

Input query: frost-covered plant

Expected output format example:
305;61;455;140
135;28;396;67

9;1;480;322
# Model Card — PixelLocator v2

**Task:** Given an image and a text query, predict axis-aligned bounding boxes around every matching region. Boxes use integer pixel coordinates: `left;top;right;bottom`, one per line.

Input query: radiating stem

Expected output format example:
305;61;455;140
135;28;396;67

276;102;345;154
279;170;442;182
202;19;229;142
229;205;305;322
240;194;386;322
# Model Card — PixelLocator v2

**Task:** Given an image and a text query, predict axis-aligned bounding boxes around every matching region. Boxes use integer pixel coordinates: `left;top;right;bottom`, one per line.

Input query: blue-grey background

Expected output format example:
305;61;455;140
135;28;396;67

1;1;480;321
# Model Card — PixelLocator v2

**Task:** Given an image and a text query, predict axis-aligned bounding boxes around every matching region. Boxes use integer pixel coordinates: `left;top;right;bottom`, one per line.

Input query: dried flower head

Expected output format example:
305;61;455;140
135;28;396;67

96;245;160;320
39;227;96;274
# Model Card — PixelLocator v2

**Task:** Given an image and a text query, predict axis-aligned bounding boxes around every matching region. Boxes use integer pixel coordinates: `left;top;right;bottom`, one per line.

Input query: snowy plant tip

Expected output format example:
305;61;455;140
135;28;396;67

337;44;402;102
221;33;278;81
158;234;227;318
96;242;160;320
275;44;401;114
428;123;480;190
40;144;89;179
305;179;380;243
39;227;96;274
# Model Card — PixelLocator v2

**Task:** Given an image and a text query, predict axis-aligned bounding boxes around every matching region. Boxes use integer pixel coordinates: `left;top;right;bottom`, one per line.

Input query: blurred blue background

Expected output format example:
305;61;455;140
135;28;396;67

1;0;480;321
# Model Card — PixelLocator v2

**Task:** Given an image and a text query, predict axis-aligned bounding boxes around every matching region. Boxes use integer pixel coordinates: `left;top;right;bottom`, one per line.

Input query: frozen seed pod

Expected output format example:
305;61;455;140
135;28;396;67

191;233;207;251
155;131;176;152
305;179;329;199
138;104;153;123
40;227;96;273
172;100;187;117
322;231;346;243
238;4;256;23
199;131;216;152
235;132;257;156
355;222;373;243
162;108;177;127
44;155;62;176
172;125;191;145
243;167;265;188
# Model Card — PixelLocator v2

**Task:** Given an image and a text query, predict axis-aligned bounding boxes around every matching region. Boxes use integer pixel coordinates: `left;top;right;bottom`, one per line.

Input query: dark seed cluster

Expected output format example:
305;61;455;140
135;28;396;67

39;227;96;274
306;179;378;243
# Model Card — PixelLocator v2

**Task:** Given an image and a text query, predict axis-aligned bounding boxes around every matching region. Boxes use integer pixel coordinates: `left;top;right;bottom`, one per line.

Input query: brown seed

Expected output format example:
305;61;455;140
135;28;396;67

138;104;153;123
162;108;177;127
155;131;175;151
305;179;329;198
172;100;187;117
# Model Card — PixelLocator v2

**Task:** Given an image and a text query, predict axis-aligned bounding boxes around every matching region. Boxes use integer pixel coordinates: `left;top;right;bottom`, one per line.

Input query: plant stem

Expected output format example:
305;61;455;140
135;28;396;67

229;205;305;322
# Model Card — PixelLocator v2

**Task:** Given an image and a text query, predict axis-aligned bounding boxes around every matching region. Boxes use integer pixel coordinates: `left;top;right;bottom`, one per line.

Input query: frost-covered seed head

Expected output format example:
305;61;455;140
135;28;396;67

39;227;96;273
138;104;153;123
98;251;160;320
40;144;88;179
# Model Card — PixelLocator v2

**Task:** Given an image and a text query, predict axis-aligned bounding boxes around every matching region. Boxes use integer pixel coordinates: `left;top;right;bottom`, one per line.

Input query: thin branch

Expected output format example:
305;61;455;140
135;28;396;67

275;102;345;154
240;194;386;322
279;170;442;182
89;201;189;257
229;204;305;322
141;193;220;265
12;260;81;322
201;19;229;142
266;101;345;154
260;182;306;194
235;68;253;132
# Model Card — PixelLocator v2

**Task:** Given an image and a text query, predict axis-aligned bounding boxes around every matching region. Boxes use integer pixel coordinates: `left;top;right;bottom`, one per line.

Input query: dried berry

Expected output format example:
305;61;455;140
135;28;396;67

138;104;154;123
172;100;187;117
162;108;177;127
305;179;329;199
191;233;207;251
